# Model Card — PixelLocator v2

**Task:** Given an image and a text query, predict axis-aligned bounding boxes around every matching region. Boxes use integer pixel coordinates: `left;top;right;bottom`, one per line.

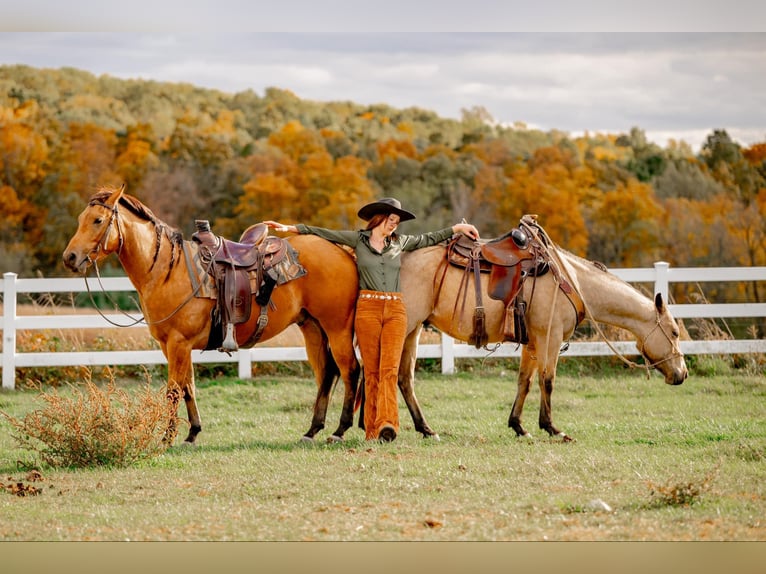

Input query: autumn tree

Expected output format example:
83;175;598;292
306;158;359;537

231;121;375;231
588;179;664;267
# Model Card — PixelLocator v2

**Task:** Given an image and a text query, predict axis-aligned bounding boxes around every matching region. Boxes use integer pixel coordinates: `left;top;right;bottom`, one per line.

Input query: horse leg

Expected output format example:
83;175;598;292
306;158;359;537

536;350;572;442
309;320;361;442
298;319;336;441
163;338;202;445
398;325;439;439
508;345;536;437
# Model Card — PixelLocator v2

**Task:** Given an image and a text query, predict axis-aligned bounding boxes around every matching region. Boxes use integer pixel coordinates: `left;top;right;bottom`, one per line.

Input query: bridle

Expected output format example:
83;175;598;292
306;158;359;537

86;200;125;264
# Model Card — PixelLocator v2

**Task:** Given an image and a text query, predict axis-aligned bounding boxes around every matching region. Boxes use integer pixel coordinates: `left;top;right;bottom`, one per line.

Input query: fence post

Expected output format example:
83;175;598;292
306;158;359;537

2;272;17;390
654;261;670;303
238;350;252;379
441;333;455;374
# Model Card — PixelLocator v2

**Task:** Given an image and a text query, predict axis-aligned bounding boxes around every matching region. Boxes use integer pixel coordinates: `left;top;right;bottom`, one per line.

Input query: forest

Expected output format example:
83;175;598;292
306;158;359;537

1;64;765;308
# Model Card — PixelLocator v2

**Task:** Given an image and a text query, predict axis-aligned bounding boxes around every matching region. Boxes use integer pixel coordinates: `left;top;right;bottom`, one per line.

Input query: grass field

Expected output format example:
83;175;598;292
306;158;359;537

0;363;764;542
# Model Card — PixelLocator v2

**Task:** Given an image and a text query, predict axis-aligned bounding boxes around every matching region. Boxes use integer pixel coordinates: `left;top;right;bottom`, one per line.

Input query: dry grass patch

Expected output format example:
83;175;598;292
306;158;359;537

0;370;179;468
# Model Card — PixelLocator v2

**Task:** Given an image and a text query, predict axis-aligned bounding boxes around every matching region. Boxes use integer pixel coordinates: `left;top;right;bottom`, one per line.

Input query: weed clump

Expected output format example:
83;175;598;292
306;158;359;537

645;466;718;507
0;371;180;468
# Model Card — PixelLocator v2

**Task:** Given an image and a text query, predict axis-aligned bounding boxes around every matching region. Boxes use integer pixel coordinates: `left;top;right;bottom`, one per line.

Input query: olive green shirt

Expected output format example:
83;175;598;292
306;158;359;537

296;224;454;292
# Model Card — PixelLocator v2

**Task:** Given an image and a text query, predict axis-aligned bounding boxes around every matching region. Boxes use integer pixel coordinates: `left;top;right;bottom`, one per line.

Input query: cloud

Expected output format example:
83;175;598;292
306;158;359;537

1;32;764;150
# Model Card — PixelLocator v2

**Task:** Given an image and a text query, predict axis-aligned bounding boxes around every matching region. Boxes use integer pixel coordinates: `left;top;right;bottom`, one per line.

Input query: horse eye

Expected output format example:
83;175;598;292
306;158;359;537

94;217;103;225
672;329;679;338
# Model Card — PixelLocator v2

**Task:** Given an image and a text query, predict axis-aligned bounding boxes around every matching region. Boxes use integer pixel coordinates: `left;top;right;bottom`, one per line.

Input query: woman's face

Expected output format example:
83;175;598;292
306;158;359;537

379;213;401;236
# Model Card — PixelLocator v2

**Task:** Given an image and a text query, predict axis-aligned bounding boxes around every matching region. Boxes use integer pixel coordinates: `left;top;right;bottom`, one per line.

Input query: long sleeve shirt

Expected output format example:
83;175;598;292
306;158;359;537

295;224;455;292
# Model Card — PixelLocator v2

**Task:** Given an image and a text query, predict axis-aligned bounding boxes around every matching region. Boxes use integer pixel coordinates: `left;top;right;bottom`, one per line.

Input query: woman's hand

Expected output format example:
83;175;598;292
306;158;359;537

264;221;297;233
453;222;480;241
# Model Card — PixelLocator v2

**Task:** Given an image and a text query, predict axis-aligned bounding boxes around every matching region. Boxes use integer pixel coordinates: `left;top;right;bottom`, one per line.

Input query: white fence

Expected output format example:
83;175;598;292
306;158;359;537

3;263;766;389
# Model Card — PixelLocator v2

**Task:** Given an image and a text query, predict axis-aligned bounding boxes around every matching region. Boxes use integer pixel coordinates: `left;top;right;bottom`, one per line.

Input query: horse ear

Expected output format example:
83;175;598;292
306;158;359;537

655;292;665;313
105;184;126;207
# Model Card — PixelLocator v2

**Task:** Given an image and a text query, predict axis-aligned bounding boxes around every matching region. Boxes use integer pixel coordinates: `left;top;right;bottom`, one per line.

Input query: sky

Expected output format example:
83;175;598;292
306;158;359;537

1;2;765;152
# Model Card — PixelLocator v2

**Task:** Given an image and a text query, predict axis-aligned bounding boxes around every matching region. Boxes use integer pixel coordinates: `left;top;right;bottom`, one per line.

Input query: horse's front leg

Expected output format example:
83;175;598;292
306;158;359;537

398;326;439;439
509;345;536;437
163;338;201;445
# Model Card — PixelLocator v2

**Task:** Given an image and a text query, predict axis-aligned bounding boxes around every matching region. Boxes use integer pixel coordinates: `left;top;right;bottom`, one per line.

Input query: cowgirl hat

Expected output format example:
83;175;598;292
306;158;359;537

357;197;416;222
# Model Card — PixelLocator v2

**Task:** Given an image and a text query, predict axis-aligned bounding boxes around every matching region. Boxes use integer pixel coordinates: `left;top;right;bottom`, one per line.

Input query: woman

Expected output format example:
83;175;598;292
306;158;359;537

264;198;480;442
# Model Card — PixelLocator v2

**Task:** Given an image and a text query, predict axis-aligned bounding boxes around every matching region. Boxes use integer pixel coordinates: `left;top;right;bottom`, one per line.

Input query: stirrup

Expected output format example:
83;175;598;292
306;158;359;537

220;322;238;353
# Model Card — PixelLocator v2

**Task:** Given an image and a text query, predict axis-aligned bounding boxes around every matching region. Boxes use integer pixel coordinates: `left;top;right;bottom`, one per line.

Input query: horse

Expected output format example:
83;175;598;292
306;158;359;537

63;185;361;446
395;223;689;441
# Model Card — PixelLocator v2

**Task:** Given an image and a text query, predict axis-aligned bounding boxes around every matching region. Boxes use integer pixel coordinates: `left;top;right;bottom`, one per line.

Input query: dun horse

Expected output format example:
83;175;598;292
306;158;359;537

63;186;360;445
396;221;688;441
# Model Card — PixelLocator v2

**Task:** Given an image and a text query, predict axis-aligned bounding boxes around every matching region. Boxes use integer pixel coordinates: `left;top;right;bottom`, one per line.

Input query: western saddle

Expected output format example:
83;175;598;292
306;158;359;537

445;214;580;348
191;220;305;353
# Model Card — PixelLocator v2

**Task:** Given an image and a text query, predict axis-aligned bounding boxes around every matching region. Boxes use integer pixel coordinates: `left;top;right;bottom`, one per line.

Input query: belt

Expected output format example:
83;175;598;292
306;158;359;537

359;292;402;301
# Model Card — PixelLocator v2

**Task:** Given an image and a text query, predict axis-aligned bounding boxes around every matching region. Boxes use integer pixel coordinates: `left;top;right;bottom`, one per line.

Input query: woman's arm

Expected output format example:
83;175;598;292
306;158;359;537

263;221;297;233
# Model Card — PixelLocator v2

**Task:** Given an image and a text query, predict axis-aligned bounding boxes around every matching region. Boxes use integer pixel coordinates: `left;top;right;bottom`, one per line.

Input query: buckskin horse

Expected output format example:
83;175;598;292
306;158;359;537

396;215;688;441
63;185;360;445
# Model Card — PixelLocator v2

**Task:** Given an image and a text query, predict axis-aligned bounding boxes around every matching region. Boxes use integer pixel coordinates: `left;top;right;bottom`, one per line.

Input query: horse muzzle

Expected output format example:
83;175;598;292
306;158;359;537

63;249;92;274
664;364;688;386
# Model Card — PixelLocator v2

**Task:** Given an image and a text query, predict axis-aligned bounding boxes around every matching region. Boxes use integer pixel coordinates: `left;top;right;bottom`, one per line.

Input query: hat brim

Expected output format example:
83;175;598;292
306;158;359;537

357;202;416;222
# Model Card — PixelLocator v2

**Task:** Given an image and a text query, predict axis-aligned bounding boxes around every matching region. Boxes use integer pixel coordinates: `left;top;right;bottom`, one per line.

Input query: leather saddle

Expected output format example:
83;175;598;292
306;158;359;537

192;220;305;353
445;226;548;347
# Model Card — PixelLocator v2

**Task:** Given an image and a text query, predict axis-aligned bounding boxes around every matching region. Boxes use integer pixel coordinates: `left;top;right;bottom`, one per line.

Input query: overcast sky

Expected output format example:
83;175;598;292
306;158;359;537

2;4;765;151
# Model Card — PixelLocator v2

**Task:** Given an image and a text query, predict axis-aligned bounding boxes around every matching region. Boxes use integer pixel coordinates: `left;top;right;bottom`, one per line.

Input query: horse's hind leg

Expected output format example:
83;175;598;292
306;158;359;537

321;324;361;442
398;325;439;439
536;352;571;442
509;346;535;437
298;319;336;441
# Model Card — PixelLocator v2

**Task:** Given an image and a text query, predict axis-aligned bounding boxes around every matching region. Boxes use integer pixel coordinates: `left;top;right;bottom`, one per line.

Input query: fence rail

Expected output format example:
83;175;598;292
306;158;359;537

3;263;766;389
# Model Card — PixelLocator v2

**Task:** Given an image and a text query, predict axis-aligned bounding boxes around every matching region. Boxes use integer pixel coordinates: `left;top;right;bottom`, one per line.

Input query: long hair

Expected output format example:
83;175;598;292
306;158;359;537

365;213;389;231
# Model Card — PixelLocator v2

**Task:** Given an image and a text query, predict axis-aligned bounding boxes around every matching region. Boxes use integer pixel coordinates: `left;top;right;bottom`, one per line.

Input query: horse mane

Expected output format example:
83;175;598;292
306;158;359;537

89;186;185;279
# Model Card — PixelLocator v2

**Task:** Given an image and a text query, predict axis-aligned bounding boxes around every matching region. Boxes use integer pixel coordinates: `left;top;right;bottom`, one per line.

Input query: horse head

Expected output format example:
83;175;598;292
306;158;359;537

63;185;126;274
638;293;688;385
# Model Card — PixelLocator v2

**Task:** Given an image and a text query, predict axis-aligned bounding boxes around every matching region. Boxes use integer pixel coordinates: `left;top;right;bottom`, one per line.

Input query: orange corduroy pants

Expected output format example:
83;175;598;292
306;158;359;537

354;290;408;440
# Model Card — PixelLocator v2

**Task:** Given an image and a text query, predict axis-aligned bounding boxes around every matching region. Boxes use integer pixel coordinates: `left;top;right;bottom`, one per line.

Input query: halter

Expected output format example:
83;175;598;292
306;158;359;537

635;311;684;371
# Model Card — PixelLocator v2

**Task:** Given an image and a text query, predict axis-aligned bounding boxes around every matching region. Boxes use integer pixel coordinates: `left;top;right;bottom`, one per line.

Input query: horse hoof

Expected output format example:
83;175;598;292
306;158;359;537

326;435;344;444
423;433;440;442
181;440;197;447
519;433;534;441
558;432;574;443
300;435;315;444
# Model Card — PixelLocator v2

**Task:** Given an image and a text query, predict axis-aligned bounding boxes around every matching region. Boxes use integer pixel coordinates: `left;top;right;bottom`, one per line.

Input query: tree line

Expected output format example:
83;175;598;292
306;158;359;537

1;64;765;307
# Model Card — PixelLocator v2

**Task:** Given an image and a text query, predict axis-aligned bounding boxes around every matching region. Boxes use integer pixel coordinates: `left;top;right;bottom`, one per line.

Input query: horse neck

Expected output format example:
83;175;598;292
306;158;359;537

561;251;656;337
116;216;177;290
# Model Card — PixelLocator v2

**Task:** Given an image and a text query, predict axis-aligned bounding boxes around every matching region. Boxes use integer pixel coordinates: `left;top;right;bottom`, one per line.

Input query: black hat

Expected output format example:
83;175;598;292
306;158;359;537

357;197;416;222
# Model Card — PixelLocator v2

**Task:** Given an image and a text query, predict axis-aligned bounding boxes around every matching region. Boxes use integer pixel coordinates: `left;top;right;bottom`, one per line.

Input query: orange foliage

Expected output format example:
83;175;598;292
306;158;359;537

0;114;49;192
235;122;375;228
591;179;664;266
376;138;418;162
743;142;766;165
54;123;119;197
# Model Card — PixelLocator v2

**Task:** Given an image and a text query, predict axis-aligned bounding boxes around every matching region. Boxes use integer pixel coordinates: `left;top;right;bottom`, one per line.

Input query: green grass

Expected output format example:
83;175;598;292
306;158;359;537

0;367;764;541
